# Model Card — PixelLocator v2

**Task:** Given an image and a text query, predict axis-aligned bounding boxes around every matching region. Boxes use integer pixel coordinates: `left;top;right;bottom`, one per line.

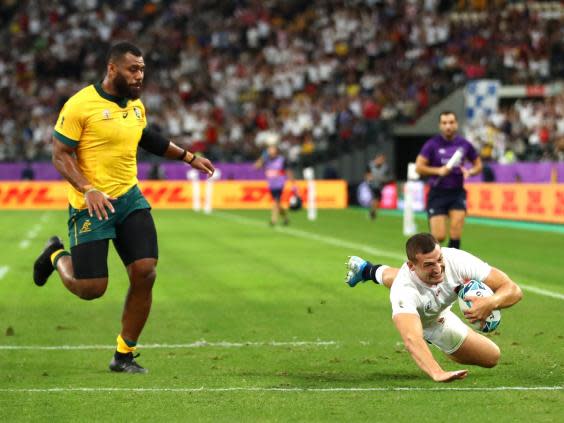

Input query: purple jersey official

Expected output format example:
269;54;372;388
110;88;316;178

415;111;482;249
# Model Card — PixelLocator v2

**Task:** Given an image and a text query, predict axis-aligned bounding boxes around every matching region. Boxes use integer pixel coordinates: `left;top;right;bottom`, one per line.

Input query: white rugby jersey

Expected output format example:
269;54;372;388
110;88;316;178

390;247;492;328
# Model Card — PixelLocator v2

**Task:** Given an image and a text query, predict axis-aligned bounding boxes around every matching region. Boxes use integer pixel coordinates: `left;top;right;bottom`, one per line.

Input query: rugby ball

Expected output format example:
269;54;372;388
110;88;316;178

289;193;302;211
458;280;501;333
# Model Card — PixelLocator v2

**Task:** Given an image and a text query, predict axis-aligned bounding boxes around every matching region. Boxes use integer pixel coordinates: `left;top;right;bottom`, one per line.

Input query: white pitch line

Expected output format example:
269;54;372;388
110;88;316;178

214;212;405;261
519;285;564;300
19;221;44;250
215;212;564;301
0;386;561;393
0;265;9;280
19;239;31;249
0;340;339;351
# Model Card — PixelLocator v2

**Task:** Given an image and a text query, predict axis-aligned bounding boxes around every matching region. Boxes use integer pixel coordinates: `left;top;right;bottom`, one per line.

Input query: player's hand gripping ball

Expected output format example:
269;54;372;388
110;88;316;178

458;280;501;333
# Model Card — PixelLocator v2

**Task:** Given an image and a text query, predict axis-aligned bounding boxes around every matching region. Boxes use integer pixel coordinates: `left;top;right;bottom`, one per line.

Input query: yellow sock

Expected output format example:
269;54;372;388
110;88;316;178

50;249;65;267
116;334;137;354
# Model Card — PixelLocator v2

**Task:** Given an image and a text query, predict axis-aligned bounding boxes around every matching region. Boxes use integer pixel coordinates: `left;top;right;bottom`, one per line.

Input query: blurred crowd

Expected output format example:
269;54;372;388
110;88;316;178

468;92;564;163
0;0;562;163
465;95;564;163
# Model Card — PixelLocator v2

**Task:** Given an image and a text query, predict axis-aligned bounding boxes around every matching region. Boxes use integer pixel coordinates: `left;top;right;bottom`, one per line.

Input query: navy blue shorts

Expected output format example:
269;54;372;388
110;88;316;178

270;188;283;201
426;188;467;217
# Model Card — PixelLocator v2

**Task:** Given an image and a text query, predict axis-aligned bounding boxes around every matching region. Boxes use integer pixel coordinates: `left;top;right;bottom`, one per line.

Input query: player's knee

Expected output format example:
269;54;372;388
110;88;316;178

130;261;157;287
434;233;447;243
78;279;108;300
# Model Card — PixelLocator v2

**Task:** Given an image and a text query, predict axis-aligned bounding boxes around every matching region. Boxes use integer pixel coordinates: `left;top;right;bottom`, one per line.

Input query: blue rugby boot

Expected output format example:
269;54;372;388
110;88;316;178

345;256;368;287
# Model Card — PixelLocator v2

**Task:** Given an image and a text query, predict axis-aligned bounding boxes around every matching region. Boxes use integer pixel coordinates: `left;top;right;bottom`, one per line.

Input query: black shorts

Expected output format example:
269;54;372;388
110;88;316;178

369;186;382;200
70;209;158;279
270;188;283;201
426;188;467;218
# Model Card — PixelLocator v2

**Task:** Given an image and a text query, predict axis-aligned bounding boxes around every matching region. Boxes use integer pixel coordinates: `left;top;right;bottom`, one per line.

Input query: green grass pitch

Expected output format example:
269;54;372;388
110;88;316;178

0;208;562;422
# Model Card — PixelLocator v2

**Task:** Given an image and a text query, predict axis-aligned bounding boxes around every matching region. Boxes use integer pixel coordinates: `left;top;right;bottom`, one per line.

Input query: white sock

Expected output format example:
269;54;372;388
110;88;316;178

375;265;390;285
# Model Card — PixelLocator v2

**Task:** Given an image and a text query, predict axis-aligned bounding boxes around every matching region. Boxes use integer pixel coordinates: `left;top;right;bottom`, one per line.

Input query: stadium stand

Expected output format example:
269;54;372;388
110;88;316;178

0;0;562;165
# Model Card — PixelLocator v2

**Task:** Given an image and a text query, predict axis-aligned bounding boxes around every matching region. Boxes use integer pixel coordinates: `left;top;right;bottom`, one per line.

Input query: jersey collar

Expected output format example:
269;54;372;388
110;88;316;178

94;82;128;108
439;134;458;143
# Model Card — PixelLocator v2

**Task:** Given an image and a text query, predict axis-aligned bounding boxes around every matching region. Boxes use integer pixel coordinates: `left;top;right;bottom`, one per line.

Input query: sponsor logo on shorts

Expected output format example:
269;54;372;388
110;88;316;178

79;220;92;233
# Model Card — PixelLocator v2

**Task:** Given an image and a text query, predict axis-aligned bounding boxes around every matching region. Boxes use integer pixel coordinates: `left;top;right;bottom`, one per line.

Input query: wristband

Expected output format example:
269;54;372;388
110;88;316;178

188;153;196;164
82;184;94;193
84;187;99;196
178;149;188;161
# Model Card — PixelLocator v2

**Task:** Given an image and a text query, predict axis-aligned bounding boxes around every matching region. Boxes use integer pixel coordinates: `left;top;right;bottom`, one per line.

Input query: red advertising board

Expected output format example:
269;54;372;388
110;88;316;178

466;183;564;224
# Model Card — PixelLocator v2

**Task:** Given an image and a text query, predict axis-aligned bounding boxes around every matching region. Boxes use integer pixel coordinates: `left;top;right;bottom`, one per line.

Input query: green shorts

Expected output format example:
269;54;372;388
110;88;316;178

68;185;151;248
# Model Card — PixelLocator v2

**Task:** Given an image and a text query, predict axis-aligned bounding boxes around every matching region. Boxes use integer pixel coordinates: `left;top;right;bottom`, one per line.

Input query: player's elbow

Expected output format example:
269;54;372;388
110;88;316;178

507;282;523;305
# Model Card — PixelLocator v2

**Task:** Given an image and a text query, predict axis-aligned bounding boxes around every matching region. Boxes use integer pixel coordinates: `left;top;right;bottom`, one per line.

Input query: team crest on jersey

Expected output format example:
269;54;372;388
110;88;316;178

133;107;141;120
424;301;432;312
102;109;111;120
79;220;92;233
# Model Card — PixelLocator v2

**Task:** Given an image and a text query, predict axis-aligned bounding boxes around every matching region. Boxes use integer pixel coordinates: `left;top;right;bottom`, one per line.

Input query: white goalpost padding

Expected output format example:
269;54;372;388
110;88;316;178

204;169;221;214
303;167;317;221
187;169;201;212
403;163;418;236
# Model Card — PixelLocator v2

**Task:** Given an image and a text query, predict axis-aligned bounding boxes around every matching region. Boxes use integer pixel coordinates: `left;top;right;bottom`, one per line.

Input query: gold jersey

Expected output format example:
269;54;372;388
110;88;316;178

53;83;147;209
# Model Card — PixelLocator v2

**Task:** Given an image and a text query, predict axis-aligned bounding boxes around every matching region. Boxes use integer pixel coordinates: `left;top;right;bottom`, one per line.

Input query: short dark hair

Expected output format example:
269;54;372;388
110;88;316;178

106;42;143;64
439;111;457;121
406;233;439;262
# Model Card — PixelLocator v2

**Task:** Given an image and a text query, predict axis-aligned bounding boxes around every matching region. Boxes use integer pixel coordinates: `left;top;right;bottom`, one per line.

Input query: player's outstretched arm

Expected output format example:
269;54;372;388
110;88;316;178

182;151;215;176
138;128;215;176
393;313;468;382
163;142;214;176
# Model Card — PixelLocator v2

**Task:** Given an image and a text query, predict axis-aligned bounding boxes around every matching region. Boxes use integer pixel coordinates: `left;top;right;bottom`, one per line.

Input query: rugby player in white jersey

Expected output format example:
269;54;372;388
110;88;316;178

345;232;522;382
